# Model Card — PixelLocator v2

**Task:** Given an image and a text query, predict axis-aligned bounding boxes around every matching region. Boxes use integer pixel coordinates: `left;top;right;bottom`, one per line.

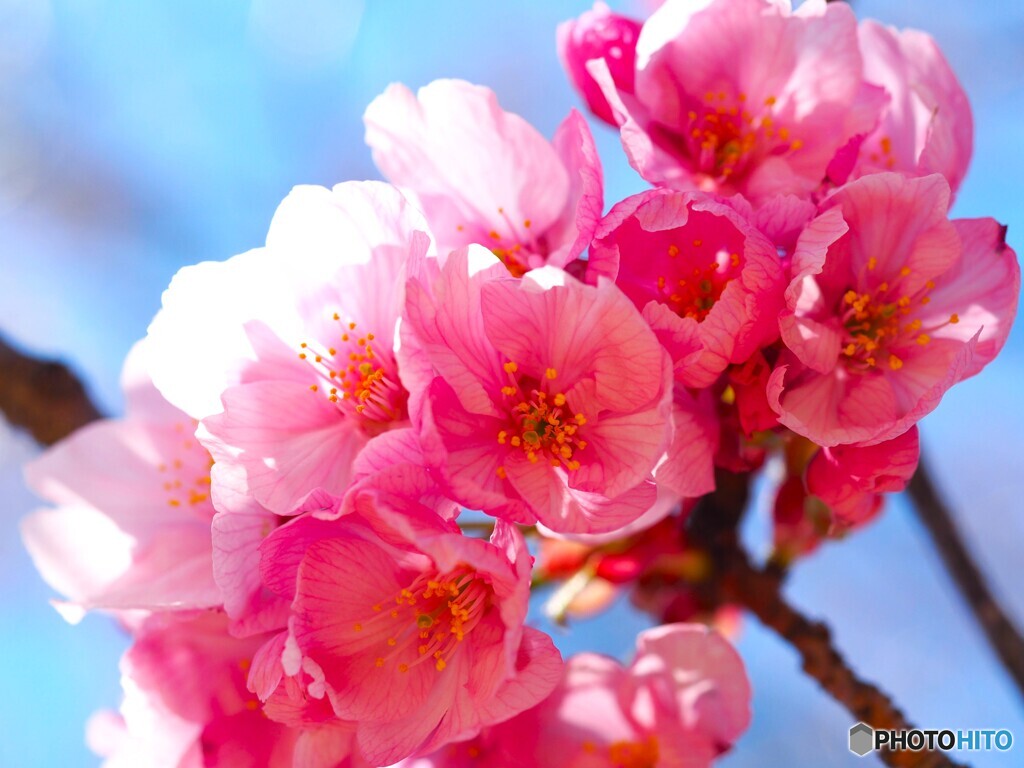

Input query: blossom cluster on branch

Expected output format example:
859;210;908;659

21;1;1019;766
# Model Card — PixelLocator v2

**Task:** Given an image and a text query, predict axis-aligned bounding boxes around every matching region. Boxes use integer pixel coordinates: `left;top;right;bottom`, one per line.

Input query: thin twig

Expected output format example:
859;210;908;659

907;459;1024;700
0;335;103;445
684;471;966;768
722;552;964;768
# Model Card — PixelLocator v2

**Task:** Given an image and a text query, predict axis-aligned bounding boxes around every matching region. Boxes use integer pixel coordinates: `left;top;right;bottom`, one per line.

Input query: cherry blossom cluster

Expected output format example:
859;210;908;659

22;1;1018;766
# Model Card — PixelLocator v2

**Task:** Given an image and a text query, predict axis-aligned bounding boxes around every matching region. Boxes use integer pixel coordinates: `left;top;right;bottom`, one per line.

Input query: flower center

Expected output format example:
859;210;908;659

863;134;897;170
685;91;802;181
581;736;660;768
158;420;214;519
299;314;407;434
353;565;490;673
656;242;742;322
489;239;529;278
839;264;959;371
456;207;537;277
494;361;588;477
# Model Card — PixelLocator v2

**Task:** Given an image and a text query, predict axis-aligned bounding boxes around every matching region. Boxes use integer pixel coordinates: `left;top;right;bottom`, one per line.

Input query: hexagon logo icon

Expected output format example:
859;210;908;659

849;722;874;757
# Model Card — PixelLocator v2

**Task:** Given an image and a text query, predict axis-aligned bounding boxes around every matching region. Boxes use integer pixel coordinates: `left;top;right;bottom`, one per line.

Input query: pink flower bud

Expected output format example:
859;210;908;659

558;3;641;125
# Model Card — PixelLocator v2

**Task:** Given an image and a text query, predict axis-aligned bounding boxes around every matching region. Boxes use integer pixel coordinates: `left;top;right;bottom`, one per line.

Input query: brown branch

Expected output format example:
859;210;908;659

907;459;1024;700
0;334;103;445
684;471;966;768
722;553;964;767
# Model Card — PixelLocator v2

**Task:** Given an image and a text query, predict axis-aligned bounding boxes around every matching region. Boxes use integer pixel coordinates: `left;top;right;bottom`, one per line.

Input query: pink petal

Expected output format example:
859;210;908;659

364;80;569;255
585;56;676;187
354;660;461;766
146;247;294;419
826;172;959;291
857;21;972;195
656;389;718;499
545;109;604;268
291;727;358;768
481;270;668;413
472;627;564;726
633;0;868;197
778;313;842;375
807;427;920;526
632;623;751;751
265;181;429;280
82;525;218;611
505;458;657;535
412;624;564;761
641;301;704;378
403;247;509;419
577;389;674;498
923;218;1019;377
248;631;289;702
20;506;133;622
24;415;213;532
293;538;433;723
785;206;849;306
203;380;364;515
420;377;513;516
768;362;898;447
259;516;348;602
748;194;816;255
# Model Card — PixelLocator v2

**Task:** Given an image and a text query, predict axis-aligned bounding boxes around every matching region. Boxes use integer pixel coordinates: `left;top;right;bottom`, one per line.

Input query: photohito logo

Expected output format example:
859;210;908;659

848;723;1013;757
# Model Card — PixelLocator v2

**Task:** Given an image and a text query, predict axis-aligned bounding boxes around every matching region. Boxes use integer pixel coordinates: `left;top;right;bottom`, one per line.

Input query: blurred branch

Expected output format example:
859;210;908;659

907;459;1024;701
686;471;966;768
0;335;102;445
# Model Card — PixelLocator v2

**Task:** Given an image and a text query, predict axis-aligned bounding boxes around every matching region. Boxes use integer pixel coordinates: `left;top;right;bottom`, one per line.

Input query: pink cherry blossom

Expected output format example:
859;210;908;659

579;0;884;202
89;612;359;768
404;623;750;767
364;79;602;276
255;484;562;766
145;181;430;516
21;342;221;621
770;172;1019;446
402;247;674;534
588;188;786;389
851;21;972;195
213;424;453;640
558;3;642;126
807;426;920;528
236;428;456;649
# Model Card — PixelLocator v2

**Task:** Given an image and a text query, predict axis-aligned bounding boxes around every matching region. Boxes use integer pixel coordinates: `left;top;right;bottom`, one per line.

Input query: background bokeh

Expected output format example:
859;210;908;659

1;0;1022;765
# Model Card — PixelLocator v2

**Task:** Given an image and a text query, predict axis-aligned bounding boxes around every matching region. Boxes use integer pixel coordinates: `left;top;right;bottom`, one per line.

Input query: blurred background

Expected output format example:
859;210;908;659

1;0;1022;765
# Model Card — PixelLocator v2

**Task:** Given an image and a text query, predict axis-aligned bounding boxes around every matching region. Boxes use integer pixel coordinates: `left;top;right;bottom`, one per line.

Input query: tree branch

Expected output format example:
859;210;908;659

685;471;966;768
722;552;964;767
0;335;103;445
907;459;1024;700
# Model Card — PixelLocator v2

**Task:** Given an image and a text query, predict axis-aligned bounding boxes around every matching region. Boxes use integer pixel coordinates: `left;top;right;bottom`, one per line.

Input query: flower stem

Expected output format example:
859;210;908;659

907;458;1024;700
